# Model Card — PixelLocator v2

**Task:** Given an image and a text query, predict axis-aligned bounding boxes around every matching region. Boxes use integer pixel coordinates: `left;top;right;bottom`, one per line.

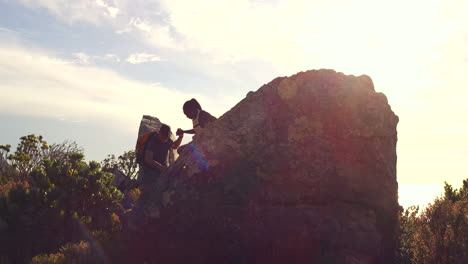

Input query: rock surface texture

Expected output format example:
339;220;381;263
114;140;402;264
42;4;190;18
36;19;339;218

132;69;399;264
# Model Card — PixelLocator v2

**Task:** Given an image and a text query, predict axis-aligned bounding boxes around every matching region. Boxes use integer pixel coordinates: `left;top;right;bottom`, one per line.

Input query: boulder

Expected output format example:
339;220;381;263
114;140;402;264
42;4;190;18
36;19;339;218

110;167;127;188
130;69;399;264
138;115;162;136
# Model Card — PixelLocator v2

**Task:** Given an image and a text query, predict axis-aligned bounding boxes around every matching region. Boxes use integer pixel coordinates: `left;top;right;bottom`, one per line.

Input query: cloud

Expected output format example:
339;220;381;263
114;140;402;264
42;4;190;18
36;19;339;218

12;0;467;76
0;43;207;134
14;0;180;49
95;0;119;17
73;52;91;64
126;52;161;64
72;52;121;64
101;53;121;62
129;17;152;33
0;27;19;33
15;0;120;24
128;17;182;49
37;56;70;65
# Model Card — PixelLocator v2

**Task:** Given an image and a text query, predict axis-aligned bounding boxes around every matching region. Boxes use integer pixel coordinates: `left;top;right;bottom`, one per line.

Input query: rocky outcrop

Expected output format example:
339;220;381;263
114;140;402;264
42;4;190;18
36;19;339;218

130;69;399;264
110;167;127;188
138;115;162;136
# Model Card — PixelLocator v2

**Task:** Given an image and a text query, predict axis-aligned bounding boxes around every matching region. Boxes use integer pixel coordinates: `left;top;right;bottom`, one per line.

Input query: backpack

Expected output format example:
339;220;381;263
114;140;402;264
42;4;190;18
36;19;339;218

135;131;158;165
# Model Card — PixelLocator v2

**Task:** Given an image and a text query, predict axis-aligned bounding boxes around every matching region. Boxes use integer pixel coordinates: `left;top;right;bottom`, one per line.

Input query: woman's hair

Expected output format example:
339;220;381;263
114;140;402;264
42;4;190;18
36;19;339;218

183;98;202;114
159;124;172;137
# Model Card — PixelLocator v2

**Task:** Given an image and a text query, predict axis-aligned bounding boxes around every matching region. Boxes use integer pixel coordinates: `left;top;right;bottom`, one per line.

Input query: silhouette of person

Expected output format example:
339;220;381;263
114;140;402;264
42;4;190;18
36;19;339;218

176;99;217;136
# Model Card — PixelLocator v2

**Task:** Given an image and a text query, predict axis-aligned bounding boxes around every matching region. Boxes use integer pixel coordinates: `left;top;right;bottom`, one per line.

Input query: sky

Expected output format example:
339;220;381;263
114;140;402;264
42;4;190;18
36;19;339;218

0;0;467;209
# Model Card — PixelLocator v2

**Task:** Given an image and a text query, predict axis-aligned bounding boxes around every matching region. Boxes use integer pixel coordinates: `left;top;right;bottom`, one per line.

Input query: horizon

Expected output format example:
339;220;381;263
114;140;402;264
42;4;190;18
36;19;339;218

1;0;467;209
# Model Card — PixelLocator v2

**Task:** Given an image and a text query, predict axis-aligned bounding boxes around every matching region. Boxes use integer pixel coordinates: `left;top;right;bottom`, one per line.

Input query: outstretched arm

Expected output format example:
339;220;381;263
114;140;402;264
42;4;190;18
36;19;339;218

172;134;184;149
177;128;195;135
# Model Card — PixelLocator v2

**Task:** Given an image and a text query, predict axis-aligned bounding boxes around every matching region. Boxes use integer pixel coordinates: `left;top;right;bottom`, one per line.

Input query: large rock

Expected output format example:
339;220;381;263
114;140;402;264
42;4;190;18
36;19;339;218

138;115;162;136
130;69;399;264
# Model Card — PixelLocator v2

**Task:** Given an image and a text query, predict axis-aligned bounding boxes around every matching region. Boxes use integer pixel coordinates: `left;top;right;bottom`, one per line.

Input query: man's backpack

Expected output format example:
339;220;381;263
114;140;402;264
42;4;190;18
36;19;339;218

135;131;158;165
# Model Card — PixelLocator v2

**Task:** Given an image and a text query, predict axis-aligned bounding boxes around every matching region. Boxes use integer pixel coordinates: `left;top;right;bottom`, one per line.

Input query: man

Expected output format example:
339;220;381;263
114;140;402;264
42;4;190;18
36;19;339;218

140;124;183;189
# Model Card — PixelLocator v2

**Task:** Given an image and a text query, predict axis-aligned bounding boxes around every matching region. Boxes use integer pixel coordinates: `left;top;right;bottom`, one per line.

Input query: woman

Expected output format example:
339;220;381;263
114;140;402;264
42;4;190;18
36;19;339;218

177;99;217;136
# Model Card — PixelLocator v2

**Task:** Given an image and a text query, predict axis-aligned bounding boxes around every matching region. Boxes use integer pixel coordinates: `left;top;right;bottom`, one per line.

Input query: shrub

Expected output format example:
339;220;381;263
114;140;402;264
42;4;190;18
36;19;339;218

0;135;123;264
398;179;468;264
31;241;103;264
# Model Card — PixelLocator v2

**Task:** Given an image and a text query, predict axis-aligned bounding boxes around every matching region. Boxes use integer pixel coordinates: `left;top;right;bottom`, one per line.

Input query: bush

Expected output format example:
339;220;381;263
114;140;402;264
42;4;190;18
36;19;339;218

101;151;138;179
0;135;123;264
121;188;141;209
398;179;468;264
31;252;65;264
31;241;104;264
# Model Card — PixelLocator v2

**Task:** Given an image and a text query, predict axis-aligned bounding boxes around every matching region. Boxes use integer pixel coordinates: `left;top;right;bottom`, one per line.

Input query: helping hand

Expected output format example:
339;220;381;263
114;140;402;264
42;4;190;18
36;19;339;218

176;128;184;136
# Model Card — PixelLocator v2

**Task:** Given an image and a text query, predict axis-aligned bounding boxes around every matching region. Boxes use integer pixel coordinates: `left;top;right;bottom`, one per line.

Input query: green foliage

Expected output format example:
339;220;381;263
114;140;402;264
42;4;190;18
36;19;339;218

101;150;138;179
444;180;468;202
1;135;83;182
0;144;15;183
6;135;49;180
31;229;127;264
31;241;103;264
398;178;468;264
121;188;141;209
32;152;124;229
0;135;123;264
397;205;419;264
31;252;65;264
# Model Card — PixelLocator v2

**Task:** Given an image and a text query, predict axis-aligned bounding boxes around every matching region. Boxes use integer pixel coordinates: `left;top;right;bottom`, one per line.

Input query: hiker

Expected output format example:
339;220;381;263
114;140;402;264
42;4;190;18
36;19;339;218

139;124;183;190
176;98;217;136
